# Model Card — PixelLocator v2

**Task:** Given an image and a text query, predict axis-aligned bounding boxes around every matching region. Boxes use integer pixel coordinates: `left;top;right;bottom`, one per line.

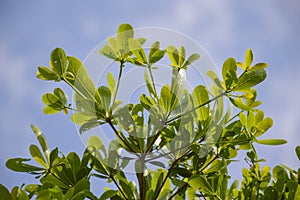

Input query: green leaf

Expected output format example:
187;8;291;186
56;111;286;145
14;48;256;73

99;45;119;60
192;85;209;121
149;161;165;168
140;94;156;111
149;41;165;64
239;112;247;126
43;106;60;114
65;56;82;78
25;184;39;194
136;37;146;45
117;23;134;56
182;53;200;69
100;190;118;200
166;46;179;67
244;48;253;67
128;38;147;64
73;177;90;196
295;146;300;161
247;110;255;130
256;117;273;137
222;57;238;90
107;72;116;95
177;46;186;67
50;48;68;76
11;186;29;200
88;136;107;158
98;86;112;112
54;88;68;106
29;144;47;168
206;70;224;89
40;174;69;190
119;180;134;199
263;186;278;199
30;125;50;163
80;120;105;134
159;85;178;113
67;152;81;178
188;174;214;195
250;63;268;71
256;139;287;146
6;158;44;173
42;93;62;109
255;110;264;124
0;184;12;200
108;37;118;51
229;97;253;111
63;188;74;200
234;69;267;91
37;66;59;81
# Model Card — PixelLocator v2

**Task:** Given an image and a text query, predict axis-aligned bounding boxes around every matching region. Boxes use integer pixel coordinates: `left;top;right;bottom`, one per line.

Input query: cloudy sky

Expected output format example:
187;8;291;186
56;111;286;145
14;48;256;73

1;0;299;193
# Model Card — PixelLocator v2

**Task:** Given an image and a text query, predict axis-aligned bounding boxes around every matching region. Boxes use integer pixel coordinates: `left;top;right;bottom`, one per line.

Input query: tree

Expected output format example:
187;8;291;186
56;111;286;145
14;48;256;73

1;23;299;200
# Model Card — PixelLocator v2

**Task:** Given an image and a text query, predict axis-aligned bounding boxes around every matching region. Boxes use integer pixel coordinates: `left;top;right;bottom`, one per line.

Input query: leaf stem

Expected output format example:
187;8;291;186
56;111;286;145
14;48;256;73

148;65;159;101
145;121;166;153
112;61;124;104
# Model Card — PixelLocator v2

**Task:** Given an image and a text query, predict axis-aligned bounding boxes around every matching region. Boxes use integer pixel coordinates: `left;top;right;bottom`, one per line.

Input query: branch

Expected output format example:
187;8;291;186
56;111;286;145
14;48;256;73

152;150;190;200
107;120;137;154
110;174;129;200
112;61;124;104
166;92;227;124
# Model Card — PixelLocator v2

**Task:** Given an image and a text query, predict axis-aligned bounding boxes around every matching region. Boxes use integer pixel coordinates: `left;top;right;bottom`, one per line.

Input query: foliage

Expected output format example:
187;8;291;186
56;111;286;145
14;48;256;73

2;24;299;199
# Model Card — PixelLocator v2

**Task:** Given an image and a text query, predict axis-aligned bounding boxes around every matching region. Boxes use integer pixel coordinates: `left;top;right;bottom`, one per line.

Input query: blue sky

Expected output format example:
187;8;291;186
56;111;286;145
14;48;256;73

0;0;299;194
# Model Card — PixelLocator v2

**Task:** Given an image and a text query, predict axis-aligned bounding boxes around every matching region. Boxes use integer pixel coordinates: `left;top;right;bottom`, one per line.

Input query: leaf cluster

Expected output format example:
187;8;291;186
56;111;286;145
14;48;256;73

3;24;299;200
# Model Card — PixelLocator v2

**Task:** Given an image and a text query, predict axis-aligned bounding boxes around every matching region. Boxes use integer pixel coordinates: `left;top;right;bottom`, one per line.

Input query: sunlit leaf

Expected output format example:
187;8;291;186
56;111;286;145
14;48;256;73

256;139;287;146
192;85;209;121
99;45;118;60
188;174;214;195
30;144;47;168
182;53;200;69
128;38;147;64
177;46;186;67
222;57;238;90
250;63;268;71
166;46;179;67
244;48;253;67
229;97;253;111
116;23;134;56
256;117;273;137
107;72;116;95
149;41;165;64
37;66;59;81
